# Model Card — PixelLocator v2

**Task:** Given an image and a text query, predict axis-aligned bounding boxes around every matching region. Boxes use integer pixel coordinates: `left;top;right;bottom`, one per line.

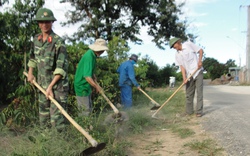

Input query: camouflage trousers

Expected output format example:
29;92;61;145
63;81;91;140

38;90;68;130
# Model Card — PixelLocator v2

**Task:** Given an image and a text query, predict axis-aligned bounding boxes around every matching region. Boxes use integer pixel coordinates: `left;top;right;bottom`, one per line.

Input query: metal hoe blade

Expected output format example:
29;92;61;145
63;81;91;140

139;88;161;110
80;143;106;156
150;105;161;110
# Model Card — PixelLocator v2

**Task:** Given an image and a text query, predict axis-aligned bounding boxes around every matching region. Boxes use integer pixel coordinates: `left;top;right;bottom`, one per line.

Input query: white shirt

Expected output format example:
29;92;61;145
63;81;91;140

175;41;203;78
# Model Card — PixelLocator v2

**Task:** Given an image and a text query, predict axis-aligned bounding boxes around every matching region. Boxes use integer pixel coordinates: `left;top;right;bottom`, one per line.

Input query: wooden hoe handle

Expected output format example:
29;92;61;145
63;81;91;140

100;91;120;114
95;81;120;114
139;88;160;106
23;72;99;147
152;68;199;117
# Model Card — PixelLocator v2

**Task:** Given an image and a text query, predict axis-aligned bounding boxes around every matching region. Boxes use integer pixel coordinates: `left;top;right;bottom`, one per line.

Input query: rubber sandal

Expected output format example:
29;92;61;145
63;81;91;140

196;114;202;117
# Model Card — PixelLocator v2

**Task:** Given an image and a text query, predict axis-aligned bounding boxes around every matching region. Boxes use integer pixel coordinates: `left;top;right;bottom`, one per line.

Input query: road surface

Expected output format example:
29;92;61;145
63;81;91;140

201;80;250;156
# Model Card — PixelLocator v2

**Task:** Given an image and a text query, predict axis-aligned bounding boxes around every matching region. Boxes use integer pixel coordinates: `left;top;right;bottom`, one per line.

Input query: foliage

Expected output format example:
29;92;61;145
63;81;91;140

143;57;160;87
0;51;23;106
0;0;8;6
60;0;188;49
94;36;149;107
159;63;178;85
0;84;38;126
142;55;178;87
209;63;227;80
0;0;43;106
203;57;237;80
203;72;209;79
175;71;183;82
225;59;237;69
0;0;43;52
203;57;219;73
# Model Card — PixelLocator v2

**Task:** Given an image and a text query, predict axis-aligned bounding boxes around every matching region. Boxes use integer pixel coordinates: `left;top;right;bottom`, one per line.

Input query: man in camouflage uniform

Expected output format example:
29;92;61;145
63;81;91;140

27;7;69;130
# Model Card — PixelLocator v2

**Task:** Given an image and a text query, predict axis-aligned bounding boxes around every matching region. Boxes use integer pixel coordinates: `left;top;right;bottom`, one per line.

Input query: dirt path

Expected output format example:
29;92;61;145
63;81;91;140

126;116;227;156
124;80;229;156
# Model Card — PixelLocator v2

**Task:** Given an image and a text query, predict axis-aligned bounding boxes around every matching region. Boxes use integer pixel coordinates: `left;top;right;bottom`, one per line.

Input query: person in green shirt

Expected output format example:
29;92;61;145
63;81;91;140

74;38;109;116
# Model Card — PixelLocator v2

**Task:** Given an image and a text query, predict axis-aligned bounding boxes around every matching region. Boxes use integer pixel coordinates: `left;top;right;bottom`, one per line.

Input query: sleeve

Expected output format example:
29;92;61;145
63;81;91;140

27;41;37;68
175;53;182;66
128;64;139;87
53;39;68;79
188;41;201;53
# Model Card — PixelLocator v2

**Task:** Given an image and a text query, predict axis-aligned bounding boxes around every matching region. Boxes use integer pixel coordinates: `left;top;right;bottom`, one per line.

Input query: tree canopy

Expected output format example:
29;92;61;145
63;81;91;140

203;57;237;80
0;0;44;106
60;0;187;49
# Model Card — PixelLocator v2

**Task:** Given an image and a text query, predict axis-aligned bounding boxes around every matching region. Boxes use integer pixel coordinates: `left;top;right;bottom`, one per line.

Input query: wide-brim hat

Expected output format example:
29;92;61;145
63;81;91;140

89;38;109;51
129;54;138;62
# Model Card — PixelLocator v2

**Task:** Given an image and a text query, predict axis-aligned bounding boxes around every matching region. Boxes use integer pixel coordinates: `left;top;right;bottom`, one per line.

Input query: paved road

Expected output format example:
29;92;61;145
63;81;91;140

201;81;250;156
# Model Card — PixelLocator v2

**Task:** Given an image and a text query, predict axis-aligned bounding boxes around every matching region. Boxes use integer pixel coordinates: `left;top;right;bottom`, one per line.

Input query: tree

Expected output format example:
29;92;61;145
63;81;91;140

145;59;160;87
0;0;44;106
0;0;44;125
60;0;187;49
1;0;43;52
203;57;236;80
142;55;177;87
209;63;227;80
203;57;219;72
159;64;177;85
225;59;237;69
0;0;8;6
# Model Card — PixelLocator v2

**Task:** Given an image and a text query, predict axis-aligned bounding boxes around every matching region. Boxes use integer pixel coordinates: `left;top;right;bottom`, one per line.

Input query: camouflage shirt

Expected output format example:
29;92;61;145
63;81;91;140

28;31;69;92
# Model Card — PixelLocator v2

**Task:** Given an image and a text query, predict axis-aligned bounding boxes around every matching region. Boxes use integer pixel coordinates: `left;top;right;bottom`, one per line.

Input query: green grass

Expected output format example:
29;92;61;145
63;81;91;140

133;86;225;155
0;85;225;156
170;126;195;138
184;139;224;156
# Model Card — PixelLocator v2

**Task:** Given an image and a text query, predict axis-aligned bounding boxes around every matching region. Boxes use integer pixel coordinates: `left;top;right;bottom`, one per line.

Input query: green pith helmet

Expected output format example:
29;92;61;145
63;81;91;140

169;37;181;48
34;8;57;21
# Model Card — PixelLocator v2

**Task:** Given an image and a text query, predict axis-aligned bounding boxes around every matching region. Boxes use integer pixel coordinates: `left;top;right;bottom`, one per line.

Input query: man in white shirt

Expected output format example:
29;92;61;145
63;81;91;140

169;37;204;117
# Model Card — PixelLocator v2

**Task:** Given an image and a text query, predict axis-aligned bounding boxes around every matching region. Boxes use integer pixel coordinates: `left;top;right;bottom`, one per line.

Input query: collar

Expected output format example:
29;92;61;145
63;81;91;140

90;49;97;58
177;47;186;53
37;30;55;42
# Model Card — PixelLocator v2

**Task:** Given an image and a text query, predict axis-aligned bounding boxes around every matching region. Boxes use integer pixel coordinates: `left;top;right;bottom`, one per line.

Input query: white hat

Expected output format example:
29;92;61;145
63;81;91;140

89;38;109;51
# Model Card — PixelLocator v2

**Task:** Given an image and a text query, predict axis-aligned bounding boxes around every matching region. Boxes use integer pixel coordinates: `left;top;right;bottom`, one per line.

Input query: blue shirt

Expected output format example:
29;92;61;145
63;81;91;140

117;60;139;87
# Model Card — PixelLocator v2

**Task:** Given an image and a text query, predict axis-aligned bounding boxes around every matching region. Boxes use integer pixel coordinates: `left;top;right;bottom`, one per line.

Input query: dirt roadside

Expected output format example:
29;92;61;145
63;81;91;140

126;116;227;156
125;80;228;156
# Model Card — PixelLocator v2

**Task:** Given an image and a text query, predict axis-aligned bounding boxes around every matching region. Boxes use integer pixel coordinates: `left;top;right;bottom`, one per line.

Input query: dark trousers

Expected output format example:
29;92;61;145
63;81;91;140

185;71;203;114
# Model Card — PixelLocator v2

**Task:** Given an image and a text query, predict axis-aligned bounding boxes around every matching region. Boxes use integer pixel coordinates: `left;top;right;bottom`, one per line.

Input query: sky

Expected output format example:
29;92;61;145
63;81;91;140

1;0;250;68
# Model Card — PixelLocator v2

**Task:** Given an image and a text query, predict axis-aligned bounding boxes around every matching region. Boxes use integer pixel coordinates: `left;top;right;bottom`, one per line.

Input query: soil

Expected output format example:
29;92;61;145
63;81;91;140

124;80;229;156
125;116;227;156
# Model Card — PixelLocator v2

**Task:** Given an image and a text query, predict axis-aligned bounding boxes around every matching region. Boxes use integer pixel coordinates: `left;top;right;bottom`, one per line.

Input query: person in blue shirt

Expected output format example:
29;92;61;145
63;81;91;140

117;54;141;108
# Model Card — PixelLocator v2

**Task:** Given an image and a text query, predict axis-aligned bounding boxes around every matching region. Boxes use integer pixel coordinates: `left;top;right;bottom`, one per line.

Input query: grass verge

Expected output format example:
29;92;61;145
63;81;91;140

0;86;225;156
184;139;224;156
